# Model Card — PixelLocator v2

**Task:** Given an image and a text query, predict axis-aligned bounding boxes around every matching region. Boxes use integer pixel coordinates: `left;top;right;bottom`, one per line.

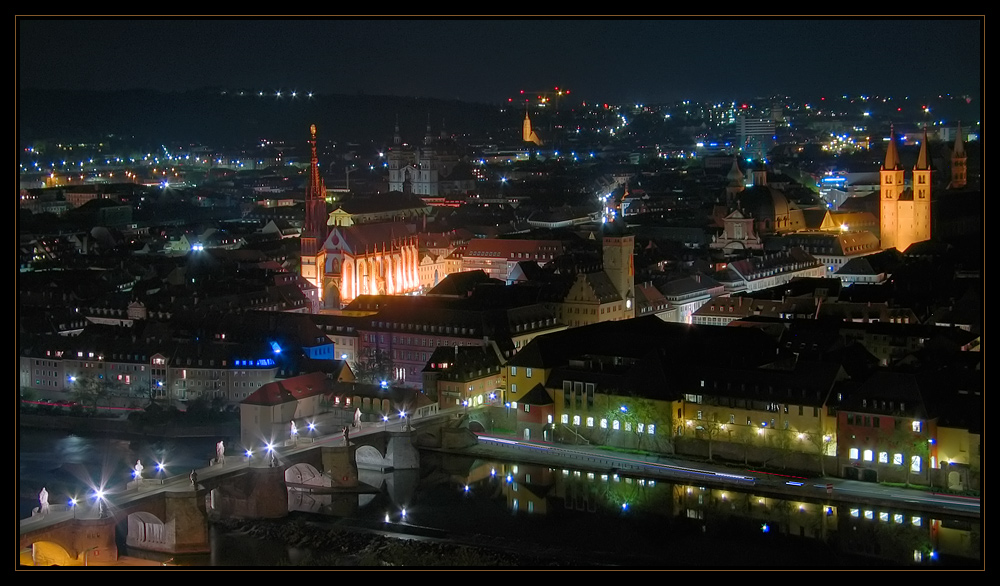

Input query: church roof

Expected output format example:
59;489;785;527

953;122;965;156
324;222;413;255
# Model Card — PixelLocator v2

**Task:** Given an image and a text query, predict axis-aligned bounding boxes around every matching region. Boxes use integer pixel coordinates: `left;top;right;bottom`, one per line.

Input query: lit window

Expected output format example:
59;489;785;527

912;421;922;433
894;514;904;524
613;420;620;430
511;402;517;409
878;452;888;464
625;422;632;432
849;448;859;460
850;508;860;518
912;517;921;527
547;415;553;424
863;449;873;462
864;510;874;520
893;453;903;466
910;456;921;473
600;418;608;429
526;368;533;378
879;512;889;523
572;415;581;426
648;425;655;435
586;417;594;427
561;414;568;424
637;423;644;433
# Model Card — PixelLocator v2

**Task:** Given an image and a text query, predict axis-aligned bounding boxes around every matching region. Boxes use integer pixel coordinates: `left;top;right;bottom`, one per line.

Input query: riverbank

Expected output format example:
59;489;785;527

209;518;582;567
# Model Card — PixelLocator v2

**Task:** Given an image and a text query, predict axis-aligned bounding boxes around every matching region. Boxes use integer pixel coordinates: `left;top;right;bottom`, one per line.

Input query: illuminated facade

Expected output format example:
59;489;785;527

522;109;543;145
322;222;420;307
880;127;931;252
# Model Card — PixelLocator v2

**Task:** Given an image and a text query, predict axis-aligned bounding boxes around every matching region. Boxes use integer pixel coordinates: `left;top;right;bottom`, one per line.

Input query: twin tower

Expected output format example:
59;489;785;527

879;127;931;252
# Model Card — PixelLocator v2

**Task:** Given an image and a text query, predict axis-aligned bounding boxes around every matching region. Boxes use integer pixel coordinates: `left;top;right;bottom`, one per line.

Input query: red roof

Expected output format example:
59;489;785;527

242;372;329;406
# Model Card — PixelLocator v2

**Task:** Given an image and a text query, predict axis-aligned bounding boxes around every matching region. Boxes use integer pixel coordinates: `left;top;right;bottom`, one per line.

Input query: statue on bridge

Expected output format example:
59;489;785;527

134;460;144;483
190;469;198;486
353;408;362;429
343;426;350;445
216;441;226;465
290;421;298;438
38;487;49;515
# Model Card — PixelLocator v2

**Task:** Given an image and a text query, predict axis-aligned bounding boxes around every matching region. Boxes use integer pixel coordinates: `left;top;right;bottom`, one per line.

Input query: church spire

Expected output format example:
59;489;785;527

884;124;901;170
915;127;931;171
393;114;401;146
953;121;965;156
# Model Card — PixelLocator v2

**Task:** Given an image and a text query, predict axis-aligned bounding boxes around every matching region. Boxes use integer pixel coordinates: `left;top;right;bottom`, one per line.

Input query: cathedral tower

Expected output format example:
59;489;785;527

300;124;328;306
911;127;932;247
880;126;905;250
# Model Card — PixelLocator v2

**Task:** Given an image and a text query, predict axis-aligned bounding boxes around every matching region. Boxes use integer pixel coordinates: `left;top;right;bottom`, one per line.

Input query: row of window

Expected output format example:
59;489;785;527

560;414;656;434
848;448;922;471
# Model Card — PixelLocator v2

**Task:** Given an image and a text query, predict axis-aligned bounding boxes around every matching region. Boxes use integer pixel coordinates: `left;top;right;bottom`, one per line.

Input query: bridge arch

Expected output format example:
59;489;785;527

355;445;388;470
285;463;330;487
127;511;168;550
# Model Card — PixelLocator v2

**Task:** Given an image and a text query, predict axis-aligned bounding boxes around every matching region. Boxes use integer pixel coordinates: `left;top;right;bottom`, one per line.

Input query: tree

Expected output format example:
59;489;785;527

71;375;116;413
699;413;723;462
803;430;832;477
734;424;757;467
354;349;395;386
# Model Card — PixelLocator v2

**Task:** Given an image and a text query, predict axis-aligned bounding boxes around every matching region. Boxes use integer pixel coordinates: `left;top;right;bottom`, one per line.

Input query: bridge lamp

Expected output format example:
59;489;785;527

400;508;407;519
307;422;317;432
265;442;275;453
244;449;253;459
69;497;79;518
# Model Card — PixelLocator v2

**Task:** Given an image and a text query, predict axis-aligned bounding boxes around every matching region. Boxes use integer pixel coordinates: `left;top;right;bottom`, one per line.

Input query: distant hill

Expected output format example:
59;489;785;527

18;88;511;145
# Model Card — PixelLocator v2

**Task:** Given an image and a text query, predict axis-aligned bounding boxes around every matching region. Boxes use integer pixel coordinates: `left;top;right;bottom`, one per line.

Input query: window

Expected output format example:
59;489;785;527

511;383;517;394
637;423;644;433
613;420;620;430
511;366;517;376
910;456;921;473
624;422;632;432
586;417;594;427
849;448;859;460
878;451;888;464
863;449;873;462
526;368;533;378
893;453;903;466
573;415;580;426
561;414;568;424
912;421;922;433
697;410;703;420
600;418;608;429
648;425;655;435
729;414;735;424
524;404;530;413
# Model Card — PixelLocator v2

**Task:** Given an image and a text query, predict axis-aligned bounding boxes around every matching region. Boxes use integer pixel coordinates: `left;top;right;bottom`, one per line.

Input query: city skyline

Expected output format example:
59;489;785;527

17;18;982;105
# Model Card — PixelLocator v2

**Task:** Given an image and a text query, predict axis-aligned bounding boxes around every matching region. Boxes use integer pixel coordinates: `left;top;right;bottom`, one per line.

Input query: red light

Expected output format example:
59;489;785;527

520;90;524;94
508;98;512;102
741;104;747;109
898;108;902;111
821;97;825;100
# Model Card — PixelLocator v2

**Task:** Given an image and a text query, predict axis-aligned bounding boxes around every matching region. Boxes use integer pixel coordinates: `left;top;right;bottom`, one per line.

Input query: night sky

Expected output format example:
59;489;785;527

18;18;982;104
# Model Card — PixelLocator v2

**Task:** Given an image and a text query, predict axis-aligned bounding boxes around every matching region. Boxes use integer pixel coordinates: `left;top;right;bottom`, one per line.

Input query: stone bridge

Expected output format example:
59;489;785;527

19;429;422;566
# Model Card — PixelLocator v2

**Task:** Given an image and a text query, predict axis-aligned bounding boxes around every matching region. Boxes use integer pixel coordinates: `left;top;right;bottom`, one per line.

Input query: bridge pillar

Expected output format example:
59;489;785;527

165;489;210;553
208;467;288;520
322;445;359;487
385;431;420;470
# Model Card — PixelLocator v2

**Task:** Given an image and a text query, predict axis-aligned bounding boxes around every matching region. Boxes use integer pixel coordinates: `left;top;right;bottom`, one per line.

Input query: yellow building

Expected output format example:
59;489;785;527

880;127;932;252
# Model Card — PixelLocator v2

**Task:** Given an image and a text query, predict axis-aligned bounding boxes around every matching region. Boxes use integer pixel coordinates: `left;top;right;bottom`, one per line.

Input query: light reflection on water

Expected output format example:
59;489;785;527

19;433;980;567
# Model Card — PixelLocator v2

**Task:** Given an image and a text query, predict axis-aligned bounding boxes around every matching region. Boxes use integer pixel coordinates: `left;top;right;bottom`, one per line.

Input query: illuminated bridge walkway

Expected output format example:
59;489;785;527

18;421;425;566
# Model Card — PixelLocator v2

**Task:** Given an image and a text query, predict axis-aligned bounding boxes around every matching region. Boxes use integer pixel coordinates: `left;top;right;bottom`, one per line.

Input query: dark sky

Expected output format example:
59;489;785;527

17;18;982;104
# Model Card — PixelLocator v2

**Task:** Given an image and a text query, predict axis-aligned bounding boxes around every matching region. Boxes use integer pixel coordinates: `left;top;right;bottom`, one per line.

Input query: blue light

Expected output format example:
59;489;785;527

761;523;770;533
270;341;282;354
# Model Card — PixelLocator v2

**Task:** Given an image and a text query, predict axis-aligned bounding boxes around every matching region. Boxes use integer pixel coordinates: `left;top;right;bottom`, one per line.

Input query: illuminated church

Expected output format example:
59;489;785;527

880;127;932;252
299;125;421;309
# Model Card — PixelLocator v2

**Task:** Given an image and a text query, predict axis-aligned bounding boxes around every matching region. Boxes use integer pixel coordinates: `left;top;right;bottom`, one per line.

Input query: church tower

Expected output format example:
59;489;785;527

725;155;745;210
949;122;967;189
523;108;543;145
300;124;328;307
911;127;932;246
880;126;905;250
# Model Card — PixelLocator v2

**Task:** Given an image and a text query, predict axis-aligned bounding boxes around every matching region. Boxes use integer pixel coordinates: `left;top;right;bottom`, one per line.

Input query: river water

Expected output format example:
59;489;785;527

18;429;980;567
